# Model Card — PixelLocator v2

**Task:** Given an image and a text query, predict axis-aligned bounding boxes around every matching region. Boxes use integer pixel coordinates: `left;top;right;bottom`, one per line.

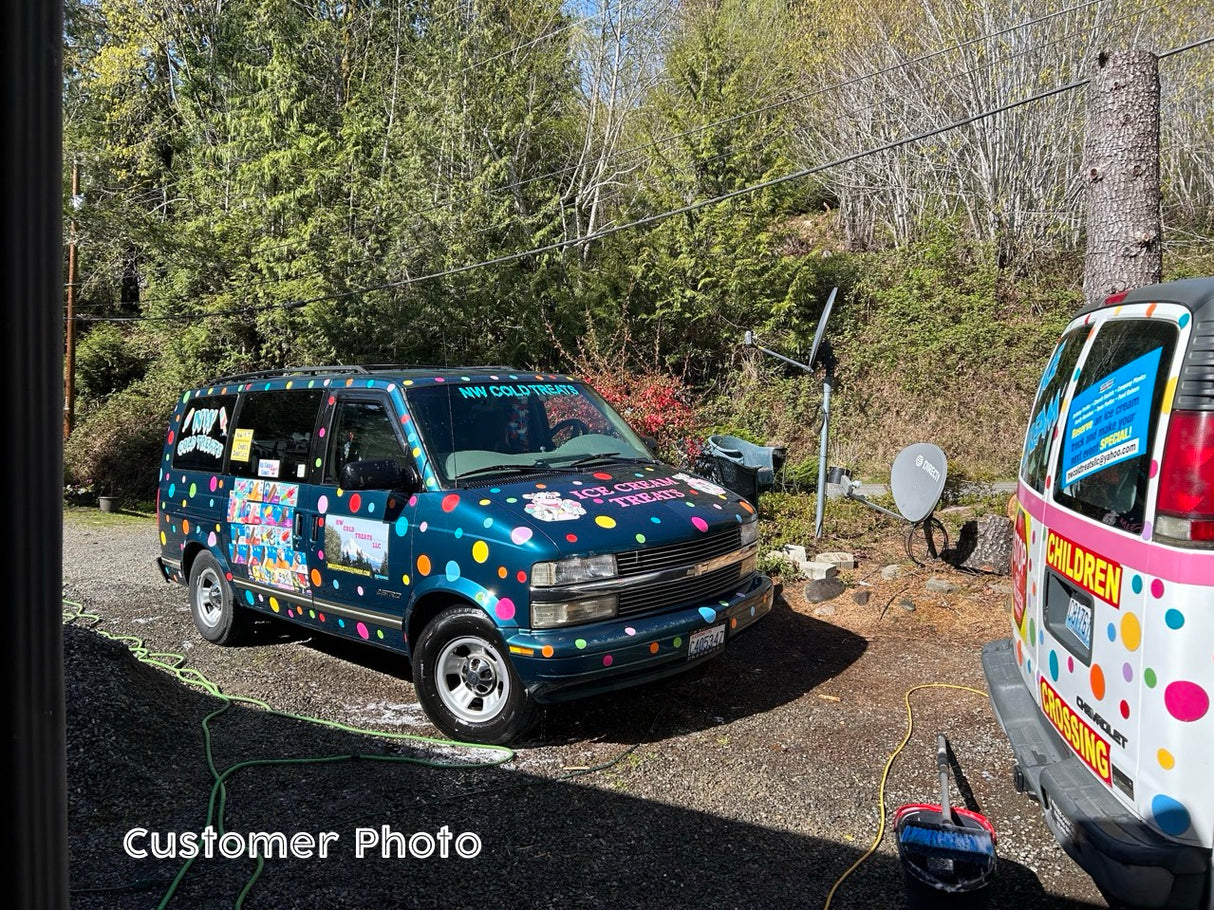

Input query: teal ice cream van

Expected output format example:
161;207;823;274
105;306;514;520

156;366;773;743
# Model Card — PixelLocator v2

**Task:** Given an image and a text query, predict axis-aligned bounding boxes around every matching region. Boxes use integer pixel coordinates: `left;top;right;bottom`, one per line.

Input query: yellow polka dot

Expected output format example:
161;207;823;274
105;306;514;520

1158;749;1175;770
472;540;489;563
595;515;617;529
1121;612;1142;651
269;597;280;613
159;531;167;545
1162;376;1177;414
402;574;411;586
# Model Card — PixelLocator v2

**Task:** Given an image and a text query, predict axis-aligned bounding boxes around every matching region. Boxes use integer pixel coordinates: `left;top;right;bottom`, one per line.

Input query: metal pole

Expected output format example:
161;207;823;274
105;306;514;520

815;371;831;538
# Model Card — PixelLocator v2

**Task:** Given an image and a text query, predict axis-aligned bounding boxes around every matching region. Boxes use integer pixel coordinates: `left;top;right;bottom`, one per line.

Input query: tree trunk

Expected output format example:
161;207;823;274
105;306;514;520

1083;50;1162;310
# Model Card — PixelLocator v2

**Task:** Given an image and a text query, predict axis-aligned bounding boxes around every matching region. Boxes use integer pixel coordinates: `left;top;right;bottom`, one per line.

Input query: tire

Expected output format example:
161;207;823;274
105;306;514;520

188;551;247;645
413;606;536;745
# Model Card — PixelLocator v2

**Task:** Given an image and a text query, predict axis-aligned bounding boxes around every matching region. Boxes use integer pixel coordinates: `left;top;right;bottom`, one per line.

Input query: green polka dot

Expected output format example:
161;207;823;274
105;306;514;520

635;533;646;543
575;638;587;650
674;636;683;648
1144;667;1157;688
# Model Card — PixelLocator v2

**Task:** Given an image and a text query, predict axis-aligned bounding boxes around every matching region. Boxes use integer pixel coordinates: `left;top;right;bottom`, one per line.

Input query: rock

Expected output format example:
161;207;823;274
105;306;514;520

880;564;903;580
814;551;857;570
813;604;837;617
780;544;808;564
952;515;1014;574
926;576;959;594
852;590;870;606
803;561;838;581
804;577;845;603
899;598;916;612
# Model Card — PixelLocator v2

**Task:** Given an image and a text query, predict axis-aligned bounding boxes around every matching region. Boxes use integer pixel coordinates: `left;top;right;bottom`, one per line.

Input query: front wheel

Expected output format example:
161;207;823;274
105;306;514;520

188;551;247;645
413;606;535;745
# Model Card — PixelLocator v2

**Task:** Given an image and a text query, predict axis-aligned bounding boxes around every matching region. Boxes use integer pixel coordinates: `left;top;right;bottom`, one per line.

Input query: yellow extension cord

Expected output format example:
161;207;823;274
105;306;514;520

822;682;991;910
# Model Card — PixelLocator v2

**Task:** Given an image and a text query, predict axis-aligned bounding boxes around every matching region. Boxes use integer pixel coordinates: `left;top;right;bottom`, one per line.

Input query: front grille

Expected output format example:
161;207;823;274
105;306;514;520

617;563;744;617
616;526;742;577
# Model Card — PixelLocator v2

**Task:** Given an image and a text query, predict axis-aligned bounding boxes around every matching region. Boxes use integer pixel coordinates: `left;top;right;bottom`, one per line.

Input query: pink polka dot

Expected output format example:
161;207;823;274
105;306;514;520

1165;681;1209;722
349;493;362;512
207;531;217;547
318;426;325;437
603;654;613;667
442;493;460;513
511;527;533;545
1151;579;1165;599
317;495;329;512
1149;459;1158;478
357;586;364;596
356;622;370;640
691;516;709;533
495;598;516;621
209;476;218;492
625;627;636;636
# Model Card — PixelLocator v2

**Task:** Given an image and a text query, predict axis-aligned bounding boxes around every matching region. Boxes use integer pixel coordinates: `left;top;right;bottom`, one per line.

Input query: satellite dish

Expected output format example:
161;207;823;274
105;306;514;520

807;286;837;372
890;443;948;524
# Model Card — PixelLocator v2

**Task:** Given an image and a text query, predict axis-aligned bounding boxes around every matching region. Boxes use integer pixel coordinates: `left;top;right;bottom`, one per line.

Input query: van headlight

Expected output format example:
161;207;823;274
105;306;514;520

531;594;618;629
531;554;617;587
740;518;758;547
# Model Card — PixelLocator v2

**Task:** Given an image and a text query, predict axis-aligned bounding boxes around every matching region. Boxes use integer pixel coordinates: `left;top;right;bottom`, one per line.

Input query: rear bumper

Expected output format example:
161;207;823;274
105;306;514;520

982;638;1211;909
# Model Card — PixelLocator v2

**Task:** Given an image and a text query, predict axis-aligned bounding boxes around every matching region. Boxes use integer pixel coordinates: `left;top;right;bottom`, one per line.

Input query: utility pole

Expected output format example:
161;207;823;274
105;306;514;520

63;156;78;440
1082;50;1162;309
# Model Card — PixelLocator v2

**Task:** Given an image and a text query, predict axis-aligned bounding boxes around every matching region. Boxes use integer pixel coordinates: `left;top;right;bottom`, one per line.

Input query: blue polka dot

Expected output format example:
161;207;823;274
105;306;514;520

395;515;409;536
699;607;717;623
446;561;461;582
332;579;340;589
1165;609;1185;630
1108;622;1117;642
367;502;376;514
1049;650;1059;682
244;590;255;605
1151;794;1192;837
483;517;493;528
1132;575;1143;594
651;516;661;524
454;528;463;539
338;618;345;628
1179;313;1190;329
169;483;176;497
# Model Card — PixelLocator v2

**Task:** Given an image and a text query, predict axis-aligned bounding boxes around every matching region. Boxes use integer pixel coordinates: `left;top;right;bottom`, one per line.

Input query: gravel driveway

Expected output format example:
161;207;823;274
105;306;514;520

62;508;1110;909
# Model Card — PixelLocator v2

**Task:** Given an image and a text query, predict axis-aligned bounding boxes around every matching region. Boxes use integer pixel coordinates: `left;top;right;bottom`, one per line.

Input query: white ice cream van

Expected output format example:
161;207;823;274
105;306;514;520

983;277;1214;909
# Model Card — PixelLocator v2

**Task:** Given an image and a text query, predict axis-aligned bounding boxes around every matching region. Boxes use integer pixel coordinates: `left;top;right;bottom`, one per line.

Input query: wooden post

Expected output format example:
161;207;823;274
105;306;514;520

1082;50;1162;310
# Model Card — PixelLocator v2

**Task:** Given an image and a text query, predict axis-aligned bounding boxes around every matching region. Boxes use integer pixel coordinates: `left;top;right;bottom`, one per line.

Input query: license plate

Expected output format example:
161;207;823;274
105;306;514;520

687;623;726;660
1065;595;1092;650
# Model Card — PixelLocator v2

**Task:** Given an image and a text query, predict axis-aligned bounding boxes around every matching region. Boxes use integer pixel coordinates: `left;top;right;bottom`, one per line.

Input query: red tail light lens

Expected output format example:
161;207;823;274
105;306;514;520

1156;410;1214;545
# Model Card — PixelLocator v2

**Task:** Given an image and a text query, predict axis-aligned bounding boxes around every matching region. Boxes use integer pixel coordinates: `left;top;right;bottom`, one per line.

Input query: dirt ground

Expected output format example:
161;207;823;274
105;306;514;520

61;505;1112;910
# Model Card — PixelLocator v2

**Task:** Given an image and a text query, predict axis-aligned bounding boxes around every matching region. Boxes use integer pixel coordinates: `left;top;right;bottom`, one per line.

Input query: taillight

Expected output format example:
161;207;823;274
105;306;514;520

1155;410;1214;546
1104;291;1129;306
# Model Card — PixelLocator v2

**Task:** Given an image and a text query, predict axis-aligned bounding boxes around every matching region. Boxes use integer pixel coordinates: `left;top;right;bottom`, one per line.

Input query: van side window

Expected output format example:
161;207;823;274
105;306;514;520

1054;320;1178;533
325;399;407;483
171;394;237;472
229;390;323;481
1021;328;1087;494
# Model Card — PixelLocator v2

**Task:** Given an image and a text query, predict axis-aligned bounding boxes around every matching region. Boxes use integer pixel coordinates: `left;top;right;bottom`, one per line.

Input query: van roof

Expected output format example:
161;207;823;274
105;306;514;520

1078;277;1214;413
201;364;555;387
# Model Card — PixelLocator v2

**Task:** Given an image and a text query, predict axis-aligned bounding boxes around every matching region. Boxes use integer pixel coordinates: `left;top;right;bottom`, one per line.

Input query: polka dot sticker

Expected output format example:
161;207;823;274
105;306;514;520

417;554;431;576
1151;794;1192;837
494;598;515;621
511;526;533;545
649;642;660;654
1048;650;1059;682
595;515;617;529
1090;664;1106;700
472;540;489;563
691;516;709;533
356;622;370;640
1165;608;1185;630
442;494;460;513
699;607;717;623
541;645;554;658
1131;575;1143;595
1121;613;1141;651
602;655;614;667
1158;749;1175;770
445;561;461;582
1151;579;1165;599
575;638;587;650
1164;680;1209;722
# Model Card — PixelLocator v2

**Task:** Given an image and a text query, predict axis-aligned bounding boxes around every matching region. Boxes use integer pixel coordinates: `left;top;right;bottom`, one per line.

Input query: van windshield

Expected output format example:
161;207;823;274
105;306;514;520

406;380;657;485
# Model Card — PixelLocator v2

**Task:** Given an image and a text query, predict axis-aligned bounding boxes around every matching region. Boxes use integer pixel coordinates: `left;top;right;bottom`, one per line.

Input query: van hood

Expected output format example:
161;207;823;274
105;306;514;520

462;461;757;552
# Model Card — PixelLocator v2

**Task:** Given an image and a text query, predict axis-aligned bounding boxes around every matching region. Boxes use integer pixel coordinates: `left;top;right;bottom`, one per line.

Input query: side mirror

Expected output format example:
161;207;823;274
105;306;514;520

340;459;420;494
640;434;659;455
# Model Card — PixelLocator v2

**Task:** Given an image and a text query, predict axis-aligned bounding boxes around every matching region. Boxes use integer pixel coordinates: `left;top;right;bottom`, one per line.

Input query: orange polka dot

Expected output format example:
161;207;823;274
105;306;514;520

1090;664;1106;700
649;642;659;654
417;554;431;576
498;566;508;578
541;645;554;658
310;569;322;587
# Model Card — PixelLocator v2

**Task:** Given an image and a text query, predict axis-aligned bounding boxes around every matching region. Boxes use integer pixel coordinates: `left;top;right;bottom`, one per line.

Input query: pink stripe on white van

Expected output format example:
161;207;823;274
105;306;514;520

1018;480;1214;587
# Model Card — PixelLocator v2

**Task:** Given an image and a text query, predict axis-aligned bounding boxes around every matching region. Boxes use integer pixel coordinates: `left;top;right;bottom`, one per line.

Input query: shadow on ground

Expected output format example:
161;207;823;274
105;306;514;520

65;625;1101;910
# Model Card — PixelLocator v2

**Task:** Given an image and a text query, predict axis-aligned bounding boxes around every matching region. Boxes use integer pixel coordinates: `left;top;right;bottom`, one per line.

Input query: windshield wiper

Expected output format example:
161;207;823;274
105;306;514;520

558;452;654;469
451;462;552;482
